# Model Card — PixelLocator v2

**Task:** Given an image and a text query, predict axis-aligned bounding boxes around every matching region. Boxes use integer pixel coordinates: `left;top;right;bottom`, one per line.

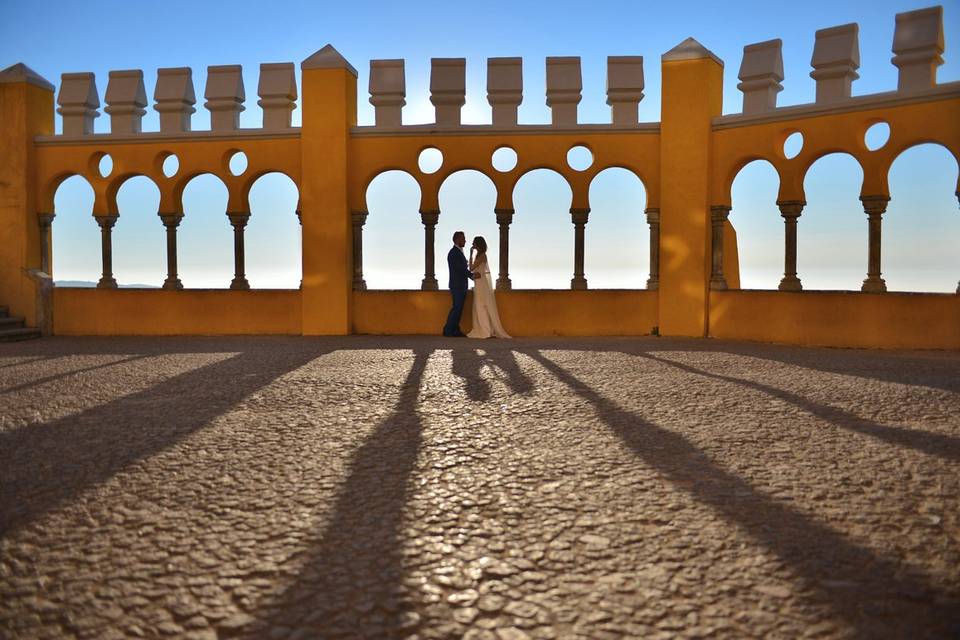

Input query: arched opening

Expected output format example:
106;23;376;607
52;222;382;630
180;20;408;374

179;174;231;288
51;175;98;286
364;171;423;289
437;170;498;288
246;173;301;289
885;144;959;292
511;169;573;289
113;176;163;287
586;168;648;288
730;160;782;289
800;153;865;290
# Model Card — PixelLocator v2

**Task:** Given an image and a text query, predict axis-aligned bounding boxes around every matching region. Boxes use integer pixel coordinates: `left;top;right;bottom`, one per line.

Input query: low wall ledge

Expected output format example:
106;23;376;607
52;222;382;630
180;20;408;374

34;127;301;146
350;122;661;137
713;81;960;129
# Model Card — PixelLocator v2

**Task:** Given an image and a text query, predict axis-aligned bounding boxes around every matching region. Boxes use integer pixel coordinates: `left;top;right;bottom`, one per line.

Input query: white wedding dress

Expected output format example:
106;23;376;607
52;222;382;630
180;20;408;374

467;257;511;339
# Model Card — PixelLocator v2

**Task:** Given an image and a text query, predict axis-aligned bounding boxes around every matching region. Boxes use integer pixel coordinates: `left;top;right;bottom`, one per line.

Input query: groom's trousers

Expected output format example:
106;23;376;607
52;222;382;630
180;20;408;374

442;288;468;336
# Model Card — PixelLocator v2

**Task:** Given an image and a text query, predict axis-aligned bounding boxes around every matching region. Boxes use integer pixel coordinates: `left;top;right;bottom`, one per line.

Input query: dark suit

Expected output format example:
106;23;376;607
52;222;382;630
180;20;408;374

443;246;472;336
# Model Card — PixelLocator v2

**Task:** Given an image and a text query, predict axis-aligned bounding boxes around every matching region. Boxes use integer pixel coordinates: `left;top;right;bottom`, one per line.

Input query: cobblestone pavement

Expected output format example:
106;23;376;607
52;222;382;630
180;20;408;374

1;336;958;640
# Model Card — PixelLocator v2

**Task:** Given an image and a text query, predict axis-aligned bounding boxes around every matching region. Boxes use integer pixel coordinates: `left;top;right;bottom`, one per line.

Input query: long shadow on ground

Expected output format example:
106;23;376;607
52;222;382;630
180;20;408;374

524;348;960;639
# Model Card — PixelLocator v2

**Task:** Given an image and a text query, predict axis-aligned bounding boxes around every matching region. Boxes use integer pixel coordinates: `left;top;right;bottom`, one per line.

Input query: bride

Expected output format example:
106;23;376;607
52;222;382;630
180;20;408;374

467;236;511;339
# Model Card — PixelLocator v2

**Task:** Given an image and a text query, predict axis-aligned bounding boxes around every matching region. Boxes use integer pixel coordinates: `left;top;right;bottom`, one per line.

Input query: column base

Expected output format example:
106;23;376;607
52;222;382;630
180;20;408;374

778;276;802;292
353;279;367;291
571;277;587;291
97;277;118;289
230;277;250;290
646;278;659;291
421;277;438;291
861;277;887;293
496;277;512;291
709;277;728;291
162;278;183;290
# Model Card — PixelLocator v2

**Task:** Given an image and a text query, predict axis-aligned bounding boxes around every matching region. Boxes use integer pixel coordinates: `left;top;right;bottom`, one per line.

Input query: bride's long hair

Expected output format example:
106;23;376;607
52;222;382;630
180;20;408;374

472;236;487;255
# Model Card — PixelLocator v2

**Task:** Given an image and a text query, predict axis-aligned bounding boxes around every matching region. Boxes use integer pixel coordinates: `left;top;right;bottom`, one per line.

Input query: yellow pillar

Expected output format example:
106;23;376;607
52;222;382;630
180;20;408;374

0;64;54;325
658;40;723;336
299;46;357;335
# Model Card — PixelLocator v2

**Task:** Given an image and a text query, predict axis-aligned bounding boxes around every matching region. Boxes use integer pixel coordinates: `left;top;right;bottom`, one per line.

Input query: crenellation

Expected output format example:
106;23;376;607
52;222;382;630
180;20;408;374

430;58;466;126
738;40;783;115
892;6;944;93
205;65;245;131
810;23;860;104
546;56;582;126
105;70;147;134
369;59;406;128
606;56;644;126
57;72;99;136
154;67;196;133
258;63;297;130
487;57;523;127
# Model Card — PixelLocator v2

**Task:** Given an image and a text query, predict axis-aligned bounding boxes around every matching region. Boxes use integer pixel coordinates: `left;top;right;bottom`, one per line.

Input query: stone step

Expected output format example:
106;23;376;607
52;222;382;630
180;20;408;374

0;316;25;328
0;327;41;342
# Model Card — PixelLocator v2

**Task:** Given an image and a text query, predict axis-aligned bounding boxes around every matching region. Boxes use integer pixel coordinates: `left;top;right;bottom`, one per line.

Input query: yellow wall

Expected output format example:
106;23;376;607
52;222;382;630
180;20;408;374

353;290;658;336
709;290;960;349
53;289;302;335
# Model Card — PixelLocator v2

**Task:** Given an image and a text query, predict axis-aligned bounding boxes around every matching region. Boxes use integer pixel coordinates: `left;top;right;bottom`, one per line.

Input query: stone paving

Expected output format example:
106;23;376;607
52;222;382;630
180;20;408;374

0;336;958;640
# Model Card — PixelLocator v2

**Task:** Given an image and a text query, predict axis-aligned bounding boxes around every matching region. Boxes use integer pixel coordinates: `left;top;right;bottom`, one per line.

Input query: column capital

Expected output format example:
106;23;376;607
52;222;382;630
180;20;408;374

570;207;590;225
420;209;440;226
159;213;183;228
710;205;731;222
495;208;515;225
644;207;660;224
95;214;118;230
37;212;55;227
351;210;369;226
227;212;250;227
860;195;890;216
777;200;805;218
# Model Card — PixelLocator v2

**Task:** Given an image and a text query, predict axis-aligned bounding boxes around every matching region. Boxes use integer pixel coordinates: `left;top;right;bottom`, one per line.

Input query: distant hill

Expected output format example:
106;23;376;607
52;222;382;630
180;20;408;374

55;280;160;289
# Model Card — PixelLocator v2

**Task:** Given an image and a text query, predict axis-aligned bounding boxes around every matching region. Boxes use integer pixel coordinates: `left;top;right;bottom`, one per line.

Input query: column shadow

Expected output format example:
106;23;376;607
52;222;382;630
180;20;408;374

0;354;153;395
450;344;536;400
523;348;959;639
0;344;331;535
248;349;431;639
630;351;960;463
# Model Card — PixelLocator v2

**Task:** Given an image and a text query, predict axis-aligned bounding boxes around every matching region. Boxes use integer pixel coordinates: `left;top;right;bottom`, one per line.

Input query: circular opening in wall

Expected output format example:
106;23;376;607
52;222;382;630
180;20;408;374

418;147;443;174
98;153;113;178
492;146;518;172
566;145;593;171
865;122;890;151
162;153;180;178
783;132;804;159
229;151;248;176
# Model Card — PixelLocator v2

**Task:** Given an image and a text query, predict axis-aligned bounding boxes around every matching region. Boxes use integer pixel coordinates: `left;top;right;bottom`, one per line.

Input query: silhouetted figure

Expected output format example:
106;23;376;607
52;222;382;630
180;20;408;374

442;231;476;337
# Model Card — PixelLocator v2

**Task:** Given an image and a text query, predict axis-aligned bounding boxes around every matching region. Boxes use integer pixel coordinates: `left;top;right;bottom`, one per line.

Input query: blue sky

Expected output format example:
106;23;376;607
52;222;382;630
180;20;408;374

2;0;958;290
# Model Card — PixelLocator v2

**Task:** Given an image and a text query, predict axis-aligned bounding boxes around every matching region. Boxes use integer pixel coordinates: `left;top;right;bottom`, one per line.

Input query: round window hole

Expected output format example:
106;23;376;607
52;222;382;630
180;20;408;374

783;132;804;159
162;153;180;178
98;154;113;178
229;151;248;176
418;147;443;174
865;122;890;151
566;145;593;171
492;146;518;172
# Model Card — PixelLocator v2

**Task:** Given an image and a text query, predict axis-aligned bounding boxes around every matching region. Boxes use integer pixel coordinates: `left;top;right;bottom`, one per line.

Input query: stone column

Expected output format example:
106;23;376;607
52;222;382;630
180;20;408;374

570;208;589;290
956;192;959;294
228;212;250;290
645;208;659;290
159;214;183;290
777;201;804;291
38;213;55;274
95;215;118;289
495;208;514;290
861;195;889;293
420;210;439;291
709;205;730;290
351;210;368;291
296;209;303;290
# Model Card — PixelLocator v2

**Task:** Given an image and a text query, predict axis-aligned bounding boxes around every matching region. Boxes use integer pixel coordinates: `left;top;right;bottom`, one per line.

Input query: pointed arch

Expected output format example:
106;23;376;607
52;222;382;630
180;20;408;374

437;170;498;287
364;170;423;289
51;175;99;285
730;159;782;289
245;172;301;289
511;169;573;289
113;176;163;287
586;167;648;288
178;173;232;288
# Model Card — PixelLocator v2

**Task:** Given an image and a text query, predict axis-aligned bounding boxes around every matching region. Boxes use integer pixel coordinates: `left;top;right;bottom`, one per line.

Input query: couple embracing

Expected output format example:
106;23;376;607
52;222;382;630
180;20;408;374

442;231;511;339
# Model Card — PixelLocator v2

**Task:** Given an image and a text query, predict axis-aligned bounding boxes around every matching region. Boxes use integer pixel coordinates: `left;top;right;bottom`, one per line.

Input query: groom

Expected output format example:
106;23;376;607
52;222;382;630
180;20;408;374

442;231;477;337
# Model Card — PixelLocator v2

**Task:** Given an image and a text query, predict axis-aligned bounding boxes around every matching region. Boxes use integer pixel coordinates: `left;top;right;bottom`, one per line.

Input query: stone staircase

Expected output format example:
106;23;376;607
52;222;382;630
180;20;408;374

0;305;41;342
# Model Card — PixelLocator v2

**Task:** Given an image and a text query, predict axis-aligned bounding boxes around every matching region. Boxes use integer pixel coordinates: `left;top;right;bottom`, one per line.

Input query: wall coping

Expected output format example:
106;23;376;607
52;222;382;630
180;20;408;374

34;128;301;146
350;122;661;137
